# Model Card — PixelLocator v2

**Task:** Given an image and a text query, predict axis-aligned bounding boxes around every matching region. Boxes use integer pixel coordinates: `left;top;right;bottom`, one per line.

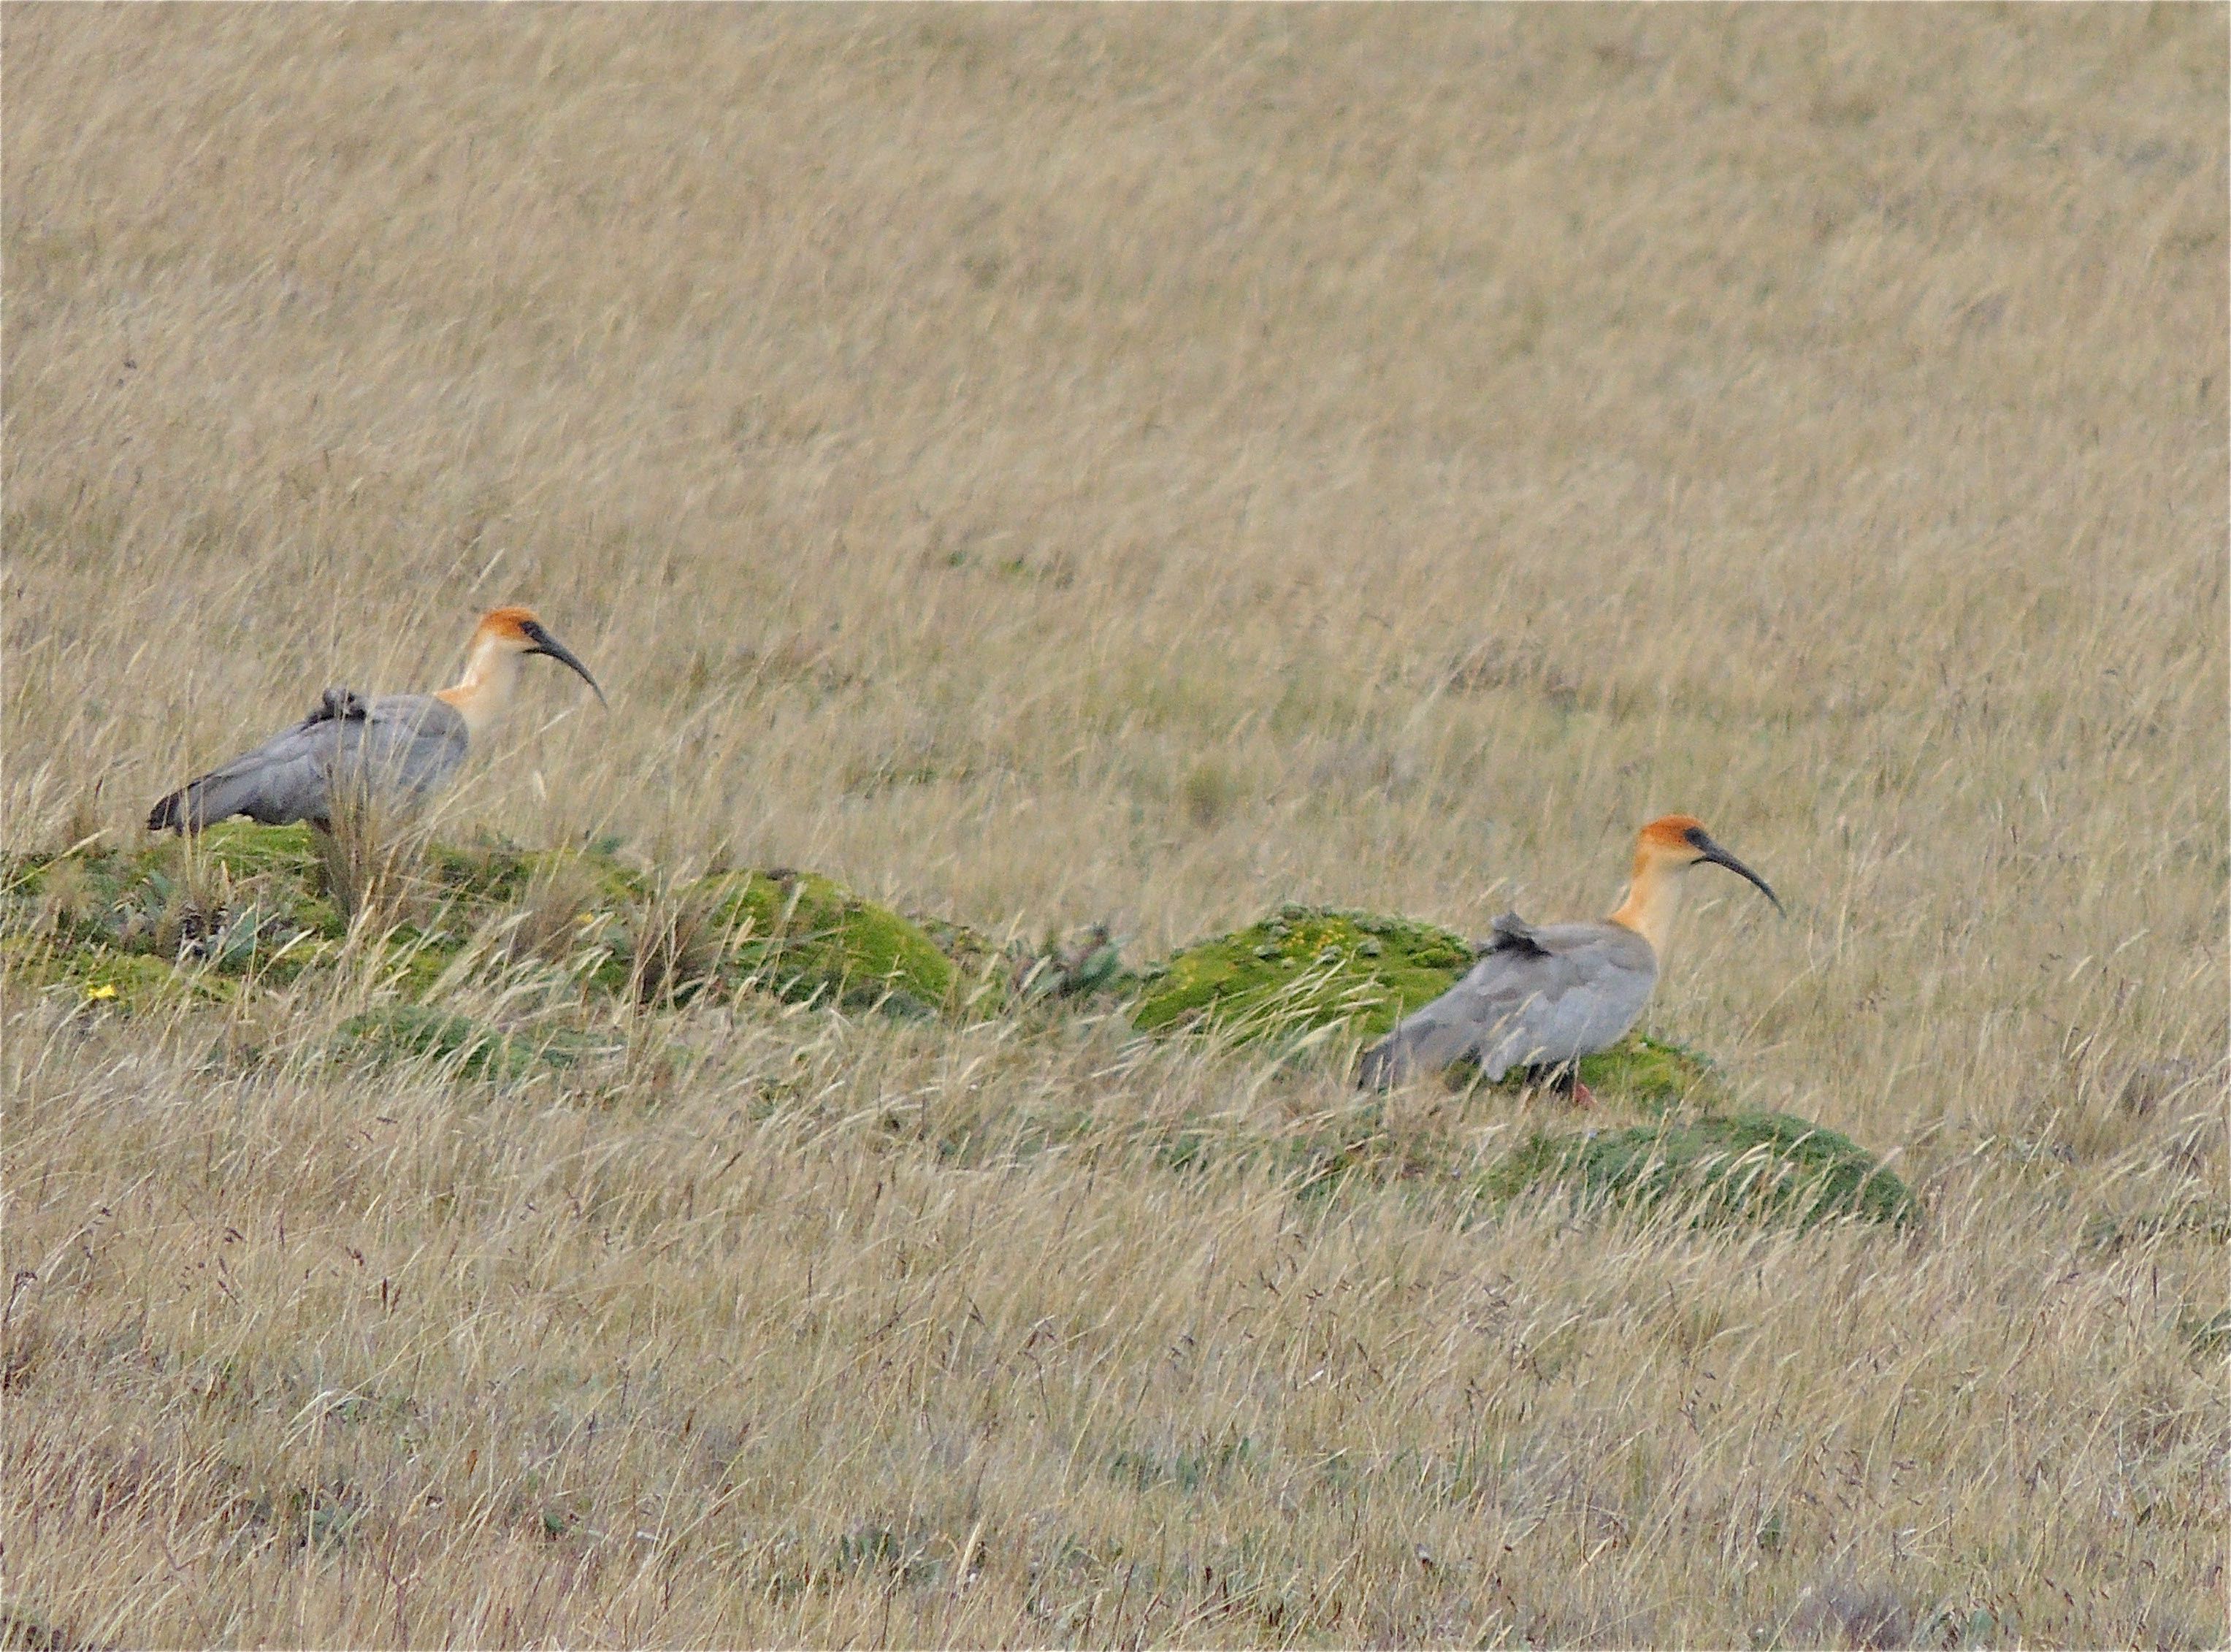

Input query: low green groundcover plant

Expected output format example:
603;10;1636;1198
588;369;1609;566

1;825;979;1019
1130;903;1475;1042
1478;1111;1918;1228
332;1003;613;1081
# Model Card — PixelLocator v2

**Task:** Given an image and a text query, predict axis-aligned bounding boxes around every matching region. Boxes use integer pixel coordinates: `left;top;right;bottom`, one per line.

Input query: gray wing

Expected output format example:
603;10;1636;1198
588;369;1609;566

1358;914;1657;1087
347;694;470;810
149;692;468;832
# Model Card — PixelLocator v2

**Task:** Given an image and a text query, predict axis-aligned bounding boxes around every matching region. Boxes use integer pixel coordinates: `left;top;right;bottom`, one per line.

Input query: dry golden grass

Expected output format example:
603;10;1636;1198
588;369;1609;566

4;7;2226;1646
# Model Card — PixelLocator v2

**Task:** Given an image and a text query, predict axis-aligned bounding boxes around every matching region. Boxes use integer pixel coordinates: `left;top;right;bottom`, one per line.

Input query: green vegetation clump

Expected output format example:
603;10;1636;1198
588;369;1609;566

882;1084;1907;1234
694;870;957;1017
6;822;346;954
1130;903;1474;1043
0;841;1753;1127
412;838;965;1014
1571;1036;1729;1115
906;913;1014;1014
1479;1111;1918;1229
334;1005;538;1080
333;1004;609;1080
2;822;351;1002
0;936;233;1011
1;827;967;1022
426;836;647;908
193;820;329;885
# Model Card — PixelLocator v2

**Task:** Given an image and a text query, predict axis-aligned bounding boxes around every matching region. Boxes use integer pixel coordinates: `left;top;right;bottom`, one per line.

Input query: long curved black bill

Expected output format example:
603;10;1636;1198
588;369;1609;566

523;622;608;708
1696;836;1783;916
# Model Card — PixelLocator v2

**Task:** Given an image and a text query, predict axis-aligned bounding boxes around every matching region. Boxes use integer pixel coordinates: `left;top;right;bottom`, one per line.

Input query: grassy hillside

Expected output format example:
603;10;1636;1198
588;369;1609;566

4;9;2224;1646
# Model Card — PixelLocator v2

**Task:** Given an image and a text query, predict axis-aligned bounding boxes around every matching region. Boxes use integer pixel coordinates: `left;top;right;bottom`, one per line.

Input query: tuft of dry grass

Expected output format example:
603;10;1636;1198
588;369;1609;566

310;800;429;933
4;7;2225;1646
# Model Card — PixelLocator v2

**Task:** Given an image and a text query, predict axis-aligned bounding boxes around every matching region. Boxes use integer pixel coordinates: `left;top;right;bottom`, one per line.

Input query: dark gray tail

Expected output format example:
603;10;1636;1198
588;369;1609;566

1356;1033;1405;1090
147;785;193;833
148;773;224;833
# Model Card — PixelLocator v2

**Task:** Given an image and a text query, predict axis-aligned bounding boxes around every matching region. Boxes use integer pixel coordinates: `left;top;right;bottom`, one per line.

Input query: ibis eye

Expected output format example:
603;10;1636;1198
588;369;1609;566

1683;825;1710;851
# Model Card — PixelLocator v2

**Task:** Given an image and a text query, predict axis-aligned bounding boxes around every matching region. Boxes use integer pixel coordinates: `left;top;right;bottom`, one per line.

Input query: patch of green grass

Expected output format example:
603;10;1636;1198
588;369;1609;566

1130;898;1725;1109
1130;904;1474;1043
1478;1111;1918;1230
2;827;346;974
908;912;1017;1015
0;936;232;1009
421;834;540;903
1428;1032;1731;1113
918;1093;1914;1234
193;820;324;882
694;870;957;1017
1573;1035;1728;1114
333;1003;609;1081
522;844;650;908
4;827;973;1023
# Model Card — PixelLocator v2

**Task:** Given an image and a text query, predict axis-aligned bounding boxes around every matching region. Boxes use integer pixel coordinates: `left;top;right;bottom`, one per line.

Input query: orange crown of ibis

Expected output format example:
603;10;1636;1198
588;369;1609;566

475;605;543;641
1638;814;1709;852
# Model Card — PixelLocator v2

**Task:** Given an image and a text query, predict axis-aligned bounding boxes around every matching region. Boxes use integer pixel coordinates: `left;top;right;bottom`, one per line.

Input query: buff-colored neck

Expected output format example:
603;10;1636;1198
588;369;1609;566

1606;849;1685;957
433;634;524;738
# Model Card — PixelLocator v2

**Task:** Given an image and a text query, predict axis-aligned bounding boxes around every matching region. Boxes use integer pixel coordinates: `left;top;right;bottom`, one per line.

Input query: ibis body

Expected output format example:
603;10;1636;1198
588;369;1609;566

148;607;602;834
1358;815;1780;1091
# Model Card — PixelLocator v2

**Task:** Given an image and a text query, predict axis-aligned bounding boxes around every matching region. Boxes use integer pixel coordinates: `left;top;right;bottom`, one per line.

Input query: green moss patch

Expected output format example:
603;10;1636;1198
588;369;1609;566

885;1085;1916;1234
3;825;349;986
194;820;325;882
421;833;643;906
1572;1035;1728;1115
692;871;956;1017
4;828;971;1023
413;838;965;1016
908;914;1014;1015
1478;1111;1918;1230
363;925;470;1000
0;937;232;1010
1130;904;1474;1044
420;836;540;903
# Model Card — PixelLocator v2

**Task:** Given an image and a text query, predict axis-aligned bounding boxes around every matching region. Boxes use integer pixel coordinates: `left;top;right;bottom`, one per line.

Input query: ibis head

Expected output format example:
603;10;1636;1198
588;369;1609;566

434;606;605;735
1608;814;1780;957
1637;814;1782;913
483;606;605;702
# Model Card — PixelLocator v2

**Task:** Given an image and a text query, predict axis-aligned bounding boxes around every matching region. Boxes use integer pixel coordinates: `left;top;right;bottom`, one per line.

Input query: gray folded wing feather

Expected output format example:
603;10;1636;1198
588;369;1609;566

150;692;469;831
1358;917;1658;1087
